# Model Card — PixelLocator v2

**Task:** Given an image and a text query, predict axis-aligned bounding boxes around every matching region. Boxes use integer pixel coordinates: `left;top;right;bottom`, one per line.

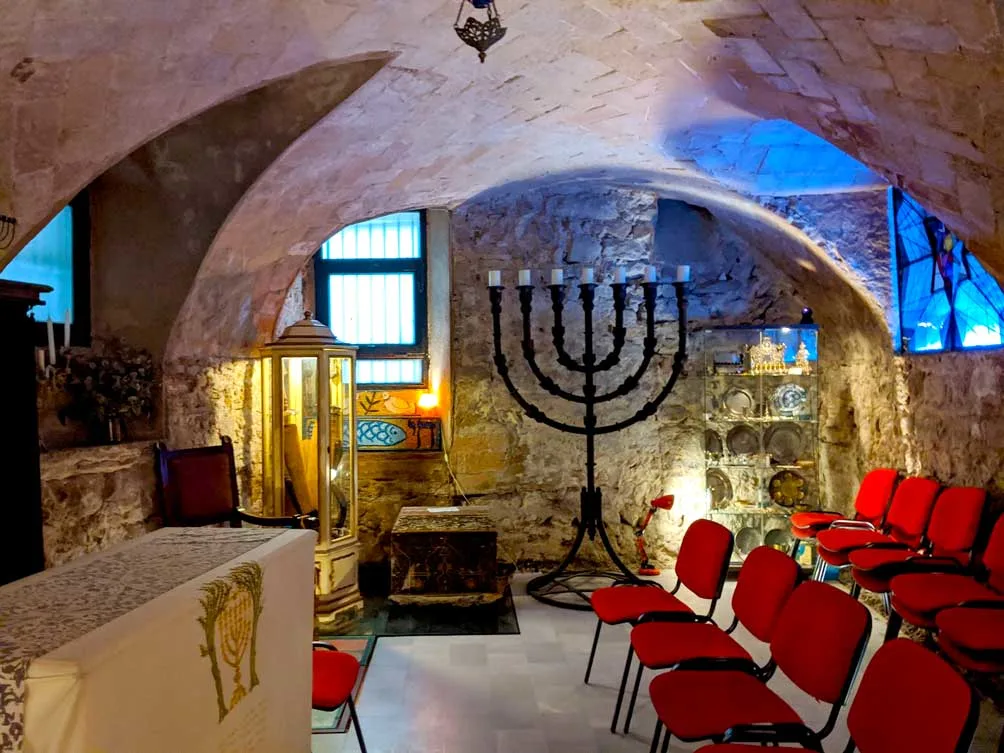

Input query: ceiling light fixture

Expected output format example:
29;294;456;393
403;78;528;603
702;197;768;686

454;0;506;63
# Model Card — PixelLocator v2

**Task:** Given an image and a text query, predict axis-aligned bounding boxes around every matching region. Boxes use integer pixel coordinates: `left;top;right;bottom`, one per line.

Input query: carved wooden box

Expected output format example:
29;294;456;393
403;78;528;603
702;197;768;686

389;506;499;605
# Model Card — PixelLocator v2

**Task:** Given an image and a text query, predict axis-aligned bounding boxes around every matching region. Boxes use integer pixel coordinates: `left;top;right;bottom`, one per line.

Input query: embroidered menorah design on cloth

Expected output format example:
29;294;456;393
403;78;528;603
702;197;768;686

219;587;254;708
198;562;264;722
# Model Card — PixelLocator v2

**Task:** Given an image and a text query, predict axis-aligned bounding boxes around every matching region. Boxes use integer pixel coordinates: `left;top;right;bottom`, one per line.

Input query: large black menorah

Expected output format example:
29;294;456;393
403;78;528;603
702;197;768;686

488;267;689;609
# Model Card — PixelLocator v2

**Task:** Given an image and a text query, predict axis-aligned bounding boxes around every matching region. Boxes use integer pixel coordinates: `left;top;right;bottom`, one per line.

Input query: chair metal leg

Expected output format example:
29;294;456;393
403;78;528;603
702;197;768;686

611;642;634;732
650;721;662;753
881;592;891;616
849;582;861;600
789;536;801;559
585;618;602;684
624;660;645;733
347;697;367;753
811;556;823;581
884;610;903;642
660;728;671;753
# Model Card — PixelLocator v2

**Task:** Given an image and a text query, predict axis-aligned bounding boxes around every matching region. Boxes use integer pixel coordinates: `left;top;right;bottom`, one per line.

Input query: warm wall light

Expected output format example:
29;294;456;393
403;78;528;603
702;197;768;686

418;391;439;411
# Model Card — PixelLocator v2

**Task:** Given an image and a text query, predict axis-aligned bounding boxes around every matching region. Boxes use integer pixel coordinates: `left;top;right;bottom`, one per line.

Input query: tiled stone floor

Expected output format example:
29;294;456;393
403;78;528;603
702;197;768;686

314;574;1004;753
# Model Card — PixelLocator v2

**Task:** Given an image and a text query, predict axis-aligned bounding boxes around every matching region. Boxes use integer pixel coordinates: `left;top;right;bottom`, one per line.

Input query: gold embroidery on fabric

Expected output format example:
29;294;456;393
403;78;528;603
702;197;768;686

198;562;264;722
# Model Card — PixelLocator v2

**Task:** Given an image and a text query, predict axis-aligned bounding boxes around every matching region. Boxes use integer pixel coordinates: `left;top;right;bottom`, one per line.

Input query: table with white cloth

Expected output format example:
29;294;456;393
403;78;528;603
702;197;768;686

0;527;316;753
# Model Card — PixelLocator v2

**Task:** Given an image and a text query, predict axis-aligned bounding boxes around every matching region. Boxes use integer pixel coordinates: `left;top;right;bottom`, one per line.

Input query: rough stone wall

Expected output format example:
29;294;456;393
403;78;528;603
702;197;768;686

449;186;818;569
893;352;1004;493
756;190;906;499
40;441;158;567
357;453;453;564
163;357;264;508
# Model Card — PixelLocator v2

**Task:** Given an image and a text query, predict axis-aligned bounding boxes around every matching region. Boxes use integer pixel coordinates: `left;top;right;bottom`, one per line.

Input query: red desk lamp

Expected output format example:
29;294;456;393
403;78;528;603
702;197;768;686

635;494;675;576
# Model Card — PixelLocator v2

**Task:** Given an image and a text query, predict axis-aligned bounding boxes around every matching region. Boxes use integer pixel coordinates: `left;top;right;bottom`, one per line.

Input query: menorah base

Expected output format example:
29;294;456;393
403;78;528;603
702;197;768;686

525;489;646;610
526;569;644;610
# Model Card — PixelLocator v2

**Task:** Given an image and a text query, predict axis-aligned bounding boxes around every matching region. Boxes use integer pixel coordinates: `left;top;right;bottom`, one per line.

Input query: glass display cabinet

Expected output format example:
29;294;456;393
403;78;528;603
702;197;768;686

260;312;361;627
702;324;819;570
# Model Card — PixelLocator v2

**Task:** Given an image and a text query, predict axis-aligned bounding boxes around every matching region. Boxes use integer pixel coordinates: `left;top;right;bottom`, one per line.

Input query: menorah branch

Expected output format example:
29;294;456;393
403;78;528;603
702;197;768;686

594;283;628;372
549;285;588;373
490;286;585;434
518;285;590;404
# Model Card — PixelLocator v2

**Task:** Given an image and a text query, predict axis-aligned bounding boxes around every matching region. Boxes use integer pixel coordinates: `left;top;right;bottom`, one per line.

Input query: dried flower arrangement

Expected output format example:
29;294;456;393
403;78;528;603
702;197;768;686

48;338;157;442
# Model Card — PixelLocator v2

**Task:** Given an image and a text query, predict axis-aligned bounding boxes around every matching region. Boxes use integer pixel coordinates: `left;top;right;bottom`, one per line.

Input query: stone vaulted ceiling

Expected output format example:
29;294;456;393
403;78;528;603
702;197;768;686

1;0;1003;355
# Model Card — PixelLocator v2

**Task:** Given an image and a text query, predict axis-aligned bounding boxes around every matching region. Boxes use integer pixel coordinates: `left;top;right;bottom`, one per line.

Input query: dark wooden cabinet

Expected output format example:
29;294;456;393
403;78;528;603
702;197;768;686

0;280;50;584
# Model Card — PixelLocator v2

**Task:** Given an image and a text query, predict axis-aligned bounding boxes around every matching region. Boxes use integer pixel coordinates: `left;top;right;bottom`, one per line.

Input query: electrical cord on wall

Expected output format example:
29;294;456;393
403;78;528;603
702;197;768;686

441;440;520;570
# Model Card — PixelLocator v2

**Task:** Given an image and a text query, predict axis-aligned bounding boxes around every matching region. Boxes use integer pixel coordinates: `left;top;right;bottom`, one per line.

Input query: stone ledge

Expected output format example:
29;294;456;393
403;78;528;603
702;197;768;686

41;440;160;480
41;441;161;567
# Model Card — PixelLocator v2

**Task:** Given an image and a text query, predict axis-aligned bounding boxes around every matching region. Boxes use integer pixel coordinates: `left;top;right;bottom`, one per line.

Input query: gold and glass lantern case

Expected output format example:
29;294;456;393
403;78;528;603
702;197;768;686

260;312;361;626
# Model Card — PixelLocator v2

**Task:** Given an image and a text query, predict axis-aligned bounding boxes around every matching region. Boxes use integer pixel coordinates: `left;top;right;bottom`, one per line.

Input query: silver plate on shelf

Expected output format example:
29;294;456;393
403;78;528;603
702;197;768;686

770;383;808;417
706;468;733;508
765;528;795;553
722;386;756;418
765;422;804;465
705;429;724;456
726;424;759;456
736;527;762;558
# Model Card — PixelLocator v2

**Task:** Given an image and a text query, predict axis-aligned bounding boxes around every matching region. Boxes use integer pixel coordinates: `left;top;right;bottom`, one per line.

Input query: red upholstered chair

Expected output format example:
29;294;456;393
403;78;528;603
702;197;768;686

936;602;1004;676
610;546;800;735
886;513;1004;641
848;486;985;610
647;581;870;753
692;638;979;753
814;476;940;580
584;519;734;685
313;642;367;752
789;468;899;559
155;435;315;528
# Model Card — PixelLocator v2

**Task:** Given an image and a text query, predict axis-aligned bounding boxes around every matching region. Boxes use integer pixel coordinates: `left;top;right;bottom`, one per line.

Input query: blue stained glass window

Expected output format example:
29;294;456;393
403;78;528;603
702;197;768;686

891;188;1004;353
314;211;427;386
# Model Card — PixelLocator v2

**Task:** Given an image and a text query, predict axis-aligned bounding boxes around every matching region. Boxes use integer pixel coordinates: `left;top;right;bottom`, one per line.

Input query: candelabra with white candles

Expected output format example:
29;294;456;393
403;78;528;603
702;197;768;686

487;264;690;609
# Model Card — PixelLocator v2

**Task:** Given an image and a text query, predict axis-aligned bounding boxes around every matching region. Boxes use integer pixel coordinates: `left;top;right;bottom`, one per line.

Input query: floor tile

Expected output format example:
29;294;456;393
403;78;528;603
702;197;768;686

314;574;1003;753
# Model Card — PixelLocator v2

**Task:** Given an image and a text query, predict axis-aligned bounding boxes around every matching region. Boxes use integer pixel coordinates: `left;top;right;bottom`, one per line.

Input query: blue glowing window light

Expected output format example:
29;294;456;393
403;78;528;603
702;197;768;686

0;205;74;321
891;188;1004;353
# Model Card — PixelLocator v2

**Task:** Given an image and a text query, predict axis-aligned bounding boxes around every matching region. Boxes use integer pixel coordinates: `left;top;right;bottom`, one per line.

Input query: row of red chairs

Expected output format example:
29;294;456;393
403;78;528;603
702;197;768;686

790;467;1004;678
587;514;984;752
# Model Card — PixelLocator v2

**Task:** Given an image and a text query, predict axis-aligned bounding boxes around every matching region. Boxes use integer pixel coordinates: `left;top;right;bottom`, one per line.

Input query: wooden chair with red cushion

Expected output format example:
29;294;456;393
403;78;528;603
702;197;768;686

155;435;315;529
814;476;940;580
789;468;899;564
611;546;800;735
584;519;734;685
313;642;367;752
692;638;979;753
848;486;986;610
886;513;1004;641
647;581;870;753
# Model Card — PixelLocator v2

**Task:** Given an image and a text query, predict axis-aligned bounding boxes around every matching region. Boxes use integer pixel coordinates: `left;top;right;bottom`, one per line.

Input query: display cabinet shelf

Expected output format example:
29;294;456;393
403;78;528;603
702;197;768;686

702;324;819;570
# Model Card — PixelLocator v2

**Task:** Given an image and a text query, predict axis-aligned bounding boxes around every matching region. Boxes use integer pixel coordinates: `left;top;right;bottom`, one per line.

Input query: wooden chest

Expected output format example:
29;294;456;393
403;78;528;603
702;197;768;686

389;506;499;605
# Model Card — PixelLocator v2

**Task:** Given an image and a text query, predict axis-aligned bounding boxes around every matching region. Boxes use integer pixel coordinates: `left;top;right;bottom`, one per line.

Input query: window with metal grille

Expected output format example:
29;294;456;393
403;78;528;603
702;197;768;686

891;187;1004;353
314;211;427;385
